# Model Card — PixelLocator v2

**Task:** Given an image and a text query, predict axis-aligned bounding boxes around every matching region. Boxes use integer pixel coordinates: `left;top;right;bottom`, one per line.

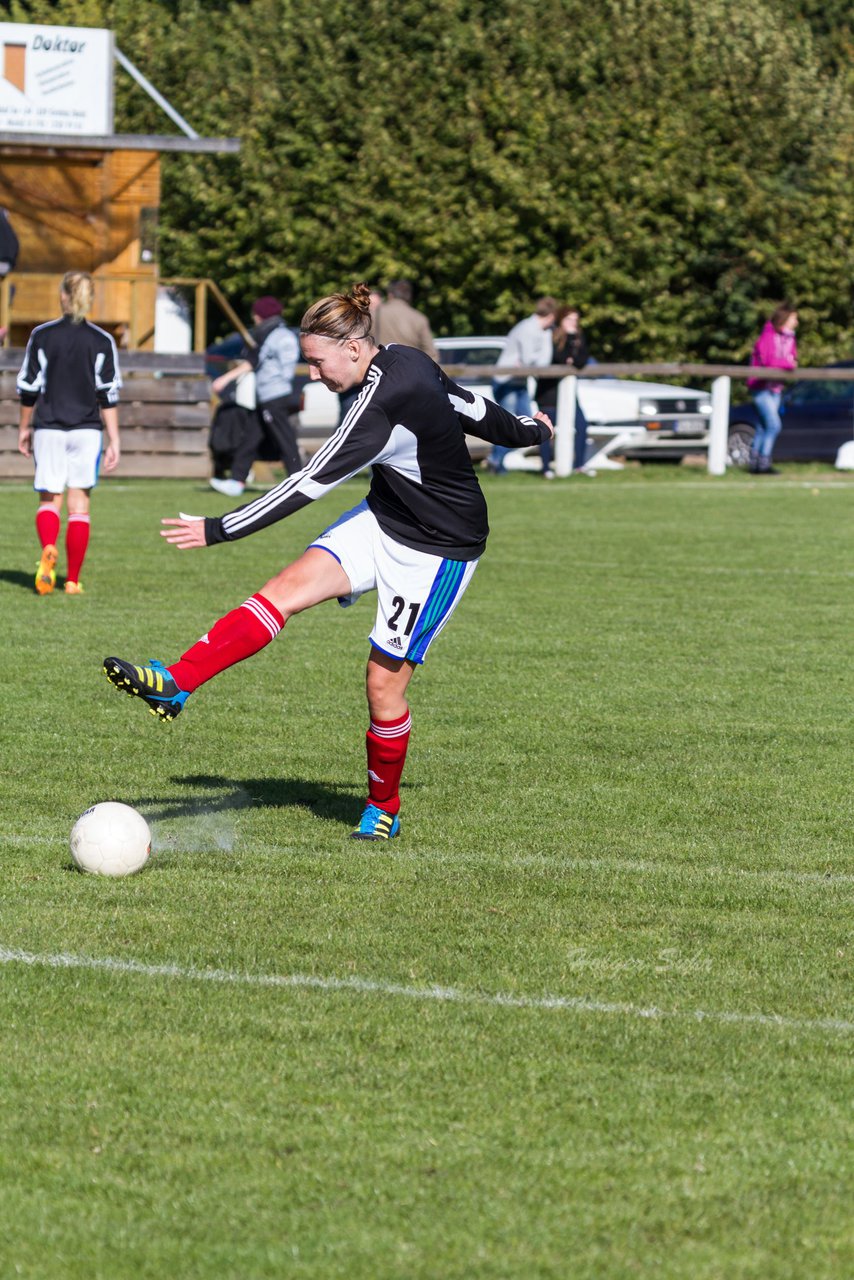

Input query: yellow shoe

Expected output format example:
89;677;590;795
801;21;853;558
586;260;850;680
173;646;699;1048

35;544;58;595
64;580;84;595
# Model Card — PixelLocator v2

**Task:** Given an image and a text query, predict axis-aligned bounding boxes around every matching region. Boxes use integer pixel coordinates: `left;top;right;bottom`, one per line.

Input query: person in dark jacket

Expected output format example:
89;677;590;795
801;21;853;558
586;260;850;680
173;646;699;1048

17;270;121;595
210;296;302;496
0;207;19;278
535;306;592;477
104;283;554;842
0;207;19;340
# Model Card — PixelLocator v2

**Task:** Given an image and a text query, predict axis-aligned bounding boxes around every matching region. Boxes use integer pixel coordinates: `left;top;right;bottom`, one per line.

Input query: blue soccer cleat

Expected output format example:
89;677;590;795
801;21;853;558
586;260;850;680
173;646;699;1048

349;803;401;841
103;656;190;722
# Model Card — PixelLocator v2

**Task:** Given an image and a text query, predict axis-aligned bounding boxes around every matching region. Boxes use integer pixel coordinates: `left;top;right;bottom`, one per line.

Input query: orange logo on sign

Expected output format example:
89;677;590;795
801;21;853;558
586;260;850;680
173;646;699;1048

3;42;26;93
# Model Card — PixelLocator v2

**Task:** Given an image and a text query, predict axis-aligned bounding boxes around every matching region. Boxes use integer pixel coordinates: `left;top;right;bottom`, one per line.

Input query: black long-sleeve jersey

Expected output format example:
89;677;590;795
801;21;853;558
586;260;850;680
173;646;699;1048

205;344;550;561
17;316;121;430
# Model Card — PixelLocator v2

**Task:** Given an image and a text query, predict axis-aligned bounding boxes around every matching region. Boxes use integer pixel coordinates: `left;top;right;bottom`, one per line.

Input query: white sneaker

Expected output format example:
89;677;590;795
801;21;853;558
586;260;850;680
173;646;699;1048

209;477;245;498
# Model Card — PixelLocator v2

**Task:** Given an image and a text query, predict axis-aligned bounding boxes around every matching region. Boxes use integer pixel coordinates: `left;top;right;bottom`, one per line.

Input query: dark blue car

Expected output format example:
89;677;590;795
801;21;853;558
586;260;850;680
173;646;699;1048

728;362;854;466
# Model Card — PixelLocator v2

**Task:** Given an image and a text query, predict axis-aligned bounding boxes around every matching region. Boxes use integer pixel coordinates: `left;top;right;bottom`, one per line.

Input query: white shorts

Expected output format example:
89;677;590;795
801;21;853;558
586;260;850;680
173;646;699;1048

33;428;102;494
309;500;478;664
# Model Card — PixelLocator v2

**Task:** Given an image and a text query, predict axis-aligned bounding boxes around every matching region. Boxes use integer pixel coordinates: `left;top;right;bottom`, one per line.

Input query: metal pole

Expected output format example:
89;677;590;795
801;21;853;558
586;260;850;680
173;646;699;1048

554;375;577;477
708;375;730;475
114;47;200;140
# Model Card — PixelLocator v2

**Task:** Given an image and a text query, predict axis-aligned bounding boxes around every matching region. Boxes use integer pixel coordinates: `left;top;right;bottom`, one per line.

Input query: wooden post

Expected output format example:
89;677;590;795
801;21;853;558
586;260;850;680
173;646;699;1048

194;280;207;352
0;275;10;345
129;277;139;349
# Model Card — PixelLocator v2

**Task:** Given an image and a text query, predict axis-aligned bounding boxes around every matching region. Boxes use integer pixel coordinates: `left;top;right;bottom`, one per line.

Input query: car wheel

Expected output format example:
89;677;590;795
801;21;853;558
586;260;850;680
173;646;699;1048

728;423;755;468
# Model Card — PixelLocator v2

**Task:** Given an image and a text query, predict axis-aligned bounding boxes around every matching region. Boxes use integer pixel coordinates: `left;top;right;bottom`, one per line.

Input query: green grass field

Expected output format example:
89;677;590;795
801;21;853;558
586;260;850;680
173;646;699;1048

1;465;852;1279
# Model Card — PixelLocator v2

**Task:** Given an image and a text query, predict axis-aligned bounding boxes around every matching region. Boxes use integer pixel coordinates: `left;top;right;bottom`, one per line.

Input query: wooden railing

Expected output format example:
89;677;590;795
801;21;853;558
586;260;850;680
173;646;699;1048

1;275;251;351
0;351;211;479
1;353;851;479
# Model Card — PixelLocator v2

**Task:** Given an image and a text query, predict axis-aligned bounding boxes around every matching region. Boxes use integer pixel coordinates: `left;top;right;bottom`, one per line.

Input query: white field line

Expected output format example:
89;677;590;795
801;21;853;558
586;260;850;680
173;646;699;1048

537;562;854;579
540;478;854;492
7;831;854;887
1;945;851;1036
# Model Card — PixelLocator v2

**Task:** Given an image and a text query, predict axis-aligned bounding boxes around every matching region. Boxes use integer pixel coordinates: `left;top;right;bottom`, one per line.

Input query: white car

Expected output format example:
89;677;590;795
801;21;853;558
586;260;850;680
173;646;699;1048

297;336;713;463
435;339;714;463
297;336;505;432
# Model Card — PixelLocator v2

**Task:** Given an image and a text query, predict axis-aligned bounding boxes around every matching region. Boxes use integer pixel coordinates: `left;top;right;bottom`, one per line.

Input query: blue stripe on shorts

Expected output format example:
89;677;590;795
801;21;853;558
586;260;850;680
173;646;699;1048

406;558;467;664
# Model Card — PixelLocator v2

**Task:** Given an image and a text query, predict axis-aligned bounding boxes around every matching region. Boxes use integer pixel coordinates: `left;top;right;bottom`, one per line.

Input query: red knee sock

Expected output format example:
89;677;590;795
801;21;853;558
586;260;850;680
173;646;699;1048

169;593;285;692
65;514;90;583
365;711;412;815
36;505;60;550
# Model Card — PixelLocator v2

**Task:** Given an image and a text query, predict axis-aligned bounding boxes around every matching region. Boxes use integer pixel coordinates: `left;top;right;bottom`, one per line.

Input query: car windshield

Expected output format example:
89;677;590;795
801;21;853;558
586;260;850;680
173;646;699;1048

439;345;503;367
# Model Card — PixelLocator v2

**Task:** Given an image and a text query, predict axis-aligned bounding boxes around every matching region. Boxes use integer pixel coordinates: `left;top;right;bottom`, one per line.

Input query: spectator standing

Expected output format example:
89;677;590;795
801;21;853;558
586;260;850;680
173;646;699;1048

16;270;121;595
208;366;257;482
0;207;19;280
210;296;302;497
489;297;557;473
535;306;592;478
374;280;438;360
368;285;384;326
0;207;19;341
746;303;798;474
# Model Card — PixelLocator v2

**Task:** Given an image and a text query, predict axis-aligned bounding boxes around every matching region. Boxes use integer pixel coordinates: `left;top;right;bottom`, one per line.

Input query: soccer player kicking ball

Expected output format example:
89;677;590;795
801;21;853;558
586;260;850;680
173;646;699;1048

105;283;553;841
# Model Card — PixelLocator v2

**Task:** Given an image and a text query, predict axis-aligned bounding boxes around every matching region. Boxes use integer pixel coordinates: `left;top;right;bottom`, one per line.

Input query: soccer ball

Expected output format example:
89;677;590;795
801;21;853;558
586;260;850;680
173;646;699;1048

70;802;151;877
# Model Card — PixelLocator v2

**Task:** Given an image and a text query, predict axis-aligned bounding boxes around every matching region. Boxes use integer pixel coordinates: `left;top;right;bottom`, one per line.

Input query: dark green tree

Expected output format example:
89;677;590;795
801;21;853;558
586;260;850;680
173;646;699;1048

4;0;852;361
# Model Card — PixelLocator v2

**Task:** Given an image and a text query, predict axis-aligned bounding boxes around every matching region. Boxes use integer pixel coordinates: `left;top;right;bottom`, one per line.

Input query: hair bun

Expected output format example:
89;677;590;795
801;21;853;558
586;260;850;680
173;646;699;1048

350;283;372;316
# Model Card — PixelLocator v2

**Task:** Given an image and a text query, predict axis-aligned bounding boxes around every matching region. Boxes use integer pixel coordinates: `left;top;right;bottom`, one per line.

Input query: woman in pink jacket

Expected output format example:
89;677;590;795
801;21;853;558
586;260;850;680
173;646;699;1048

746;303;798;474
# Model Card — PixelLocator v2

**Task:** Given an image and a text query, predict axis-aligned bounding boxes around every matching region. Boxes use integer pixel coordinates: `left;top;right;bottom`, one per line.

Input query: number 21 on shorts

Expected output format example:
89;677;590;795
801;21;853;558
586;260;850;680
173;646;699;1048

388;595;421;637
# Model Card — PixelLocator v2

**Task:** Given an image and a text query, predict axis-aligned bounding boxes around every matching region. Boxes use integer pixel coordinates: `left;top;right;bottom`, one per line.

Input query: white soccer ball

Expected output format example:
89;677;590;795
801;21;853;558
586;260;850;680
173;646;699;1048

70;802;151;877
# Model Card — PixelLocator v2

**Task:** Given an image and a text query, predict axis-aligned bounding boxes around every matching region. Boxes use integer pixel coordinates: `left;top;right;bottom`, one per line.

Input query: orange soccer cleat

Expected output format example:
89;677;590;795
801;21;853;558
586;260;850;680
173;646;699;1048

34;544;58;595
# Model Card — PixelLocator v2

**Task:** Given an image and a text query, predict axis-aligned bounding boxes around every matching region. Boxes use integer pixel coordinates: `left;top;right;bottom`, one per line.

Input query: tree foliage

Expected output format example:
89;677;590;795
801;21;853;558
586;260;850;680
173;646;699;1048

4;0;853;360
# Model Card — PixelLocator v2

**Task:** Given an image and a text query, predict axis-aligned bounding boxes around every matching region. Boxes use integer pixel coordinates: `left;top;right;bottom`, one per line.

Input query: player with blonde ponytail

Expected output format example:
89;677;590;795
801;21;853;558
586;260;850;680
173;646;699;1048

106;282;553;840
17;271;121;594
61;271;95;323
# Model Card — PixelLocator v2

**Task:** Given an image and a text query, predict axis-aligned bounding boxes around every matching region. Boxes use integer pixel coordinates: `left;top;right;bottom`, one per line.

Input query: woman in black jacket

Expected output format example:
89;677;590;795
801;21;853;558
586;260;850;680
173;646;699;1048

535;306;591;477
17;271;121;594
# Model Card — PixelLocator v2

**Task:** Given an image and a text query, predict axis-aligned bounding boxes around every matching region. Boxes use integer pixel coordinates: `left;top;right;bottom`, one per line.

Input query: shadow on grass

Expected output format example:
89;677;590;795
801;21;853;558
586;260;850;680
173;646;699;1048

0;568;43;592
137;773;360;827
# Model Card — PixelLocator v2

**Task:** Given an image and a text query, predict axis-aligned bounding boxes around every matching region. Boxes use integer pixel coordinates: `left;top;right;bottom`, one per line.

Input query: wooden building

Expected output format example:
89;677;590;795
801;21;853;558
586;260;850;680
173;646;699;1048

0;131;239;349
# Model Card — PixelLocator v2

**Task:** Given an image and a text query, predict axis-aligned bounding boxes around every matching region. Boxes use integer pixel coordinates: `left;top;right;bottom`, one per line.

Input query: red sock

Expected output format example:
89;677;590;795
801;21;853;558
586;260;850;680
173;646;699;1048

36;505;60;549
65;514;90;583
365;711;412;815
169;593;285;692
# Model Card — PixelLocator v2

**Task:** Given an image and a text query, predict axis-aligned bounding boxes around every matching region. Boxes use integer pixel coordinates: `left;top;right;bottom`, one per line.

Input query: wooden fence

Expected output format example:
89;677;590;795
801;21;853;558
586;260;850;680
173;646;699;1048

0;352;212;479
1;353;851;480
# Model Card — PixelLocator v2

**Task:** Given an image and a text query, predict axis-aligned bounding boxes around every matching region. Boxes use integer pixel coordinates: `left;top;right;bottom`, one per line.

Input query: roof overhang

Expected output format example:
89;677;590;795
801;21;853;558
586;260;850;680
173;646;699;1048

0;132;240;154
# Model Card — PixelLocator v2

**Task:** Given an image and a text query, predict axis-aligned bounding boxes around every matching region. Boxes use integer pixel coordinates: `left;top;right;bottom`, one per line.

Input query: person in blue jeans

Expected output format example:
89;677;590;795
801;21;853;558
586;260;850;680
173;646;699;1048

746;303;798;474
535;306;592;477
489;297;556;472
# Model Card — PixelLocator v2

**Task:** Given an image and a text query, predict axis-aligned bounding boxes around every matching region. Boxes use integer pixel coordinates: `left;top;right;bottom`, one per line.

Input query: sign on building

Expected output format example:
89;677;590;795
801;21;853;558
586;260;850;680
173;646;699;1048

0;23;114;135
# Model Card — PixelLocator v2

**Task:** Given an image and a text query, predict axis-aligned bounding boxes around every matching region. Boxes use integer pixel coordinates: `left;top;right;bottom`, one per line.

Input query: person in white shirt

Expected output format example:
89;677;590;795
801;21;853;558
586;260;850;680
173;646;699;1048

488;297;557;473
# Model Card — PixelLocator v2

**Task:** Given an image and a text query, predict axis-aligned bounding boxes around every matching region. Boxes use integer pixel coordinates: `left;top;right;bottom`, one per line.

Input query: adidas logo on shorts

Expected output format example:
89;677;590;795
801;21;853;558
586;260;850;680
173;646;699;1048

388;636;403;651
